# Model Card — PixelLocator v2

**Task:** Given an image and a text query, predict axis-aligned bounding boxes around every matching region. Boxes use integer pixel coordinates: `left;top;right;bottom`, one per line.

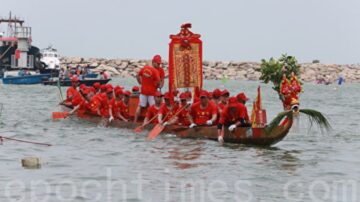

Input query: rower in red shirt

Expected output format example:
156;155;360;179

236;92;250;124
142;91;163;126
109;88;129;122
217;97;248;143
177;92;191;126
64;76;80;107
69;87;93;117
93;82;101;93
218;89;230;113
118;91;131;121
99;86;114;119
134;60;161;122
212;89;222;105
189;91;218;128
158;92;179;125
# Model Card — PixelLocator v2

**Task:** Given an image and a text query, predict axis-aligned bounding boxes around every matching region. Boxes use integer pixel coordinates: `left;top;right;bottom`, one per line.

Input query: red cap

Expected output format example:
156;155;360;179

236;93;249;101
100;85;107;92
132;86;140;92
163;92;171;99
228;97;239;108
185;91;192;99
199;91;209;98
152;55;162;64
115;89;123;96
123;90;131;96
154;91;162;97
93;82;101;89
208;92;213;99
82;87;91;95
88;87;96;93
179;92;188;100
71;76;79;82
213;89;222;98
79;84;86;90
106;87;113;94
221;90;230;97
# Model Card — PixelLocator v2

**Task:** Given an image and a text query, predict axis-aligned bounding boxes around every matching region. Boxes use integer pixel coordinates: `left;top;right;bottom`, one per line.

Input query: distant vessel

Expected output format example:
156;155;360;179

0;12;53;84
41;46;60;70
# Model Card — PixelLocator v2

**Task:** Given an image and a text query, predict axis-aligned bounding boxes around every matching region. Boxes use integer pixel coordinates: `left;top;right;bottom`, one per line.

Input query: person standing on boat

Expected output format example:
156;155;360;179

142;91;163;126
100;70;110;80
188;91;218;128
152;55;165;90
158;92;179;126
217;97;247;143
134;61;161;122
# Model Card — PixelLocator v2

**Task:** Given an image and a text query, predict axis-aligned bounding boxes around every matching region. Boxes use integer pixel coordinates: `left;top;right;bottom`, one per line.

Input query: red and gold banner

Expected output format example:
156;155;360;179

168;23;203;92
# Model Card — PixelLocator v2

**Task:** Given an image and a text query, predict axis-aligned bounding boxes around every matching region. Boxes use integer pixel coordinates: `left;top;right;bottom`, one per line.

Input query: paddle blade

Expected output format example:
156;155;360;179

52;112;69;119
147;124;165;140
133;126;143;133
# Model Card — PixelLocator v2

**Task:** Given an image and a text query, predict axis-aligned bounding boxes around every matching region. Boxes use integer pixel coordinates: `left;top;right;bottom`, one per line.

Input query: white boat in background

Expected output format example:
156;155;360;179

40;46;60;70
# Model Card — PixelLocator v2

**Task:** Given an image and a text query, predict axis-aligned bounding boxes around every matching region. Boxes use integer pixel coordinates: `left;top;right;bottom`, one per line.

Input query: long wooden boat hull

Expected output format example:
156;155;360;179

61;106;293;146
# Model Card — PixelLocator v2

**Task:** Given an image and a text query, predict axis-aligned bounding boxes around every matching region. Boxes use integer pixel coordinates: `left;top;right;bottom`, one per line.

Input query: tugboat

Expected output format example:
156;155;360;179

0;12;51;84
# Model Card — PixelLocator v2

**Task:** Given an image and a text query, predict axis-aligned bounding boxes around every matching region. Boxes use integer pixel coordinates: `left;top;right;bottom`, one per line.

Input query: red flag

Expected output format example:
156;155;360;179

15;49;21;59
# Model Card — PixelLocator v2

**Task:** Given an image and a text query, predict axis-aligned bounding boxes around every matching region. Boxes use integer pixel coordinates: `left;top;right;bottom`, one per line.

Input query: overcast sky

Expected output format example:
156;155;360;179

1;0;360;63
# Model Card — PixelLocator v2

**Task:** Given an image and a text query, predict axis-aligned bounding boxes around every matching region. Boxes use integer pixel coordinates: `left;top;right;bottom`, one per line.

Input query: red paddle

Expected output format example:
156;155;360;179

134;114;158;133
52;112;70;119
147;104;188;140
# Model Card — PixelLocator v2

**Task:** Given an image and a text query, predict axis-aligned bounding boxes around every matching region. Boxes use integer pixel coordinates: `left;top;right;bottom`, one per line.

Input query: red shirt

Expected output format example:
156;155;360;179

219;104;245;125
190;102;218;125
177;105;191;126
138;66;160;96
66;87;78;103
109;98;123;118
88;94;102;115
159;103;179;122
155;67;165;80
218;102;226;111
145;105;160;124
99;93;110;117
239;103;249;122
119;102;130;120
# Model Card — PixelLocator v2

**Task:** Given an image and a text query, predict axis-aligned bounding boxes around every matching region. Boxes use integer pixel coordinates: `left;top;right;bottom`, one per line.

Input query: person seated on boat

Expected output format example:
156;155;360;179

152;55;165;90
218;90;230;113
158;92;179;126
188;91;218;128
134;62;161;122
118;91;132;122
236;92;251;126
63;76;80;107
109;88;128;122
69;87;91;117
100;84;107;94
176;92;192;126
212;89;222;104
132;86;140;95
93;82;101;93
217;97;248;143
25;69;31;75
99;86;114;119
100;70;110;80
142;91;163;126
18;68;25;77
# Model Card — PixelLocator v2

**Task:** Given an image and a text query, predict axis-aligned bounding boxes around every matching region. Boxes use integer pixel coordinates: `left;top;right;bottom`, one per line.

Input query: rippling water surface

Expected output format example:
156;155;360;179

0;78;359;202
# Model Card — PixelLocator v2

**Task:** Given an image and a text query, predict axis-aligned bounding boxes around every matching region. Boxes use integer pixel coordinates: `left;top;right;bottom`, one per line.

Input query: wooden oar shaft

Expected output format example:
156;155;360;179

0;136;52;146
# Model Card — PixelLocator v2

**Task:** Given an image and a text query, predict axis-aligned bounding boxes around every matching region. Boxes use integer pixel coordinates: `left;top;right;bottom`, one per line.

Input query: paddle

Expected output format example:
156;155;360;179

134;114;158;133
52;111;69;119
57;78;64;102
147;104;188;140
